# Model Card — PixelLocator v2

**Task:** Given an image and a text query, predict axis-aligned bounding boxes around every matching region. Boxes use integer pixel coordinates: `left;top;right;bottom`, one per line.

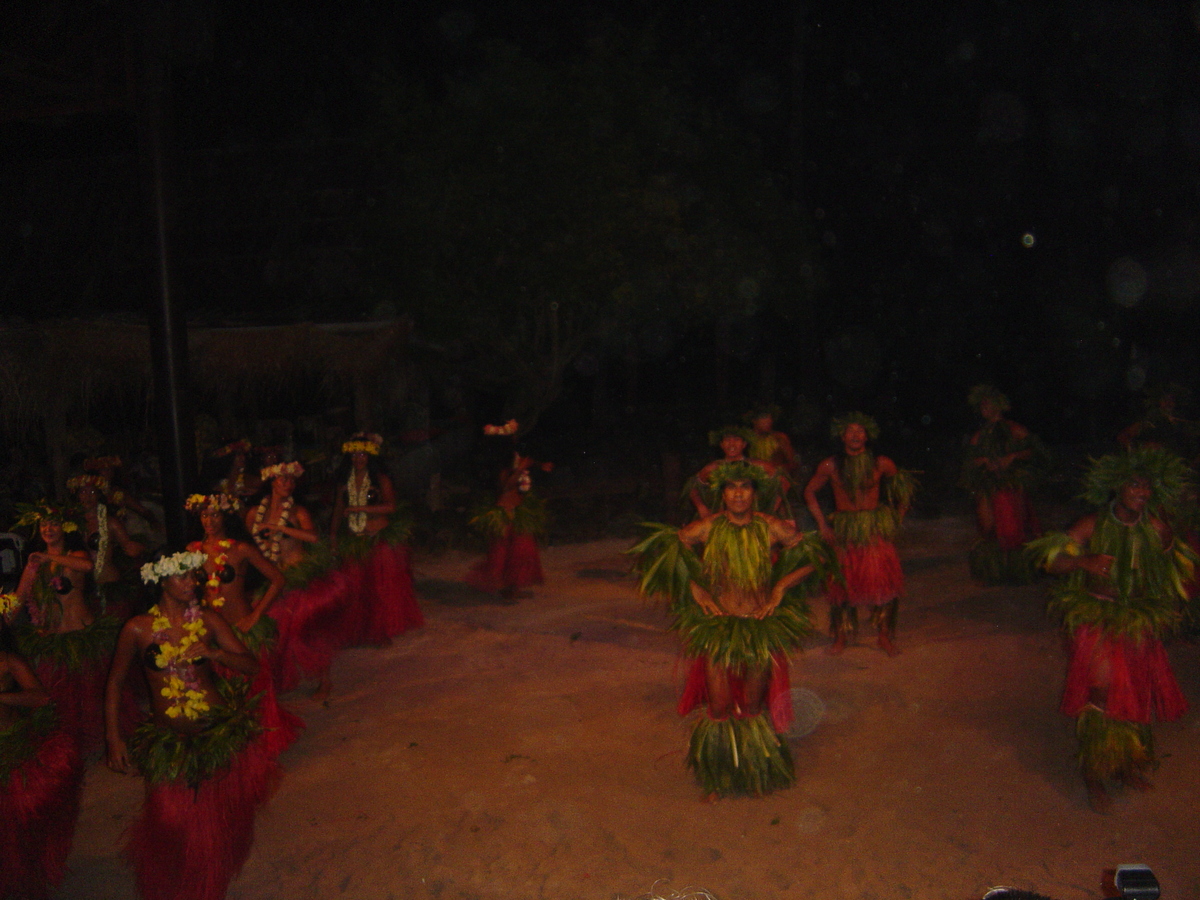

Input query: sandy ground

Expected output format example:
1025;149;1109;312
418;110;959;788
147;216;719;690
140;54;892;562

60;515;1200;900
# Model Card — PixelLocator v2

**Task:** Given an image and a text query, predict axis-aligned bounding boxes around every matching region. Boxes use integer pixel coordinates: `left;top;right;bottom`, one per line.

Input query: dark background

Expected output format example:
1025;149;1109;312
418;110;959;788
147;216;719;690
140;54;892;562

4;0;1199;497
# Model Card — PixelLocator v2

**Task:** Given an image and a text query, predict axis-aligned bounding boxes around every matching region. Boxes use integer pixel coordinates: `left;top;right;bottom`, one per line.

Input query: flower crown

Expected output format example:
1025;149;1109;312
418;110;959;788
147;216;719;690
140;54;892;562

141;550;208;585
483;419;519;436
261;461;305;480
341;434;382;455
212;439;253;458
185;493;242;514
67;474;111;493
12;501;80;531
84;455;122;471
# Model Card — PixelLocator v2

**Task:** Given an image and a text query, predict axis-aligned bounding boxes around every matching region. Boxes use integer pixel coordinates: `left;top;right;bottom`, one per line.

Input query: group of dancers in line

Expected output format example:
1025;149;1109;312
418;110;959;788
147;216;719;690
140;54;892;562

3;389;1198;898
634;390;1200;812
0;431;426;900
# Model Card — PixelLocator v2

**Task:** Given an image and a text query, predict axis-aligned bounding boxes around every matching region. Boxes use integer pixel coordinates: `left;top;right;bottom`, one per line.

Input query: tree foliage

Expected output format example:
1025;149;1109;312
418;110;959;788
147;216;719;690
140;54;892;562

362;26;819;430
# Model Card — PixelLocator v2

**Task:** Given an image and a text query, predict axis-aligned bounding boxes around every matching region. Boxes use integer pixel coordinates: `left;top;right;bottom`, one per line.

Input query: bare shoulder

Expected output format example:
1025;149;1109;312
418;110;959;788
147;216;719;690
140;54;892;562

876;455;898;475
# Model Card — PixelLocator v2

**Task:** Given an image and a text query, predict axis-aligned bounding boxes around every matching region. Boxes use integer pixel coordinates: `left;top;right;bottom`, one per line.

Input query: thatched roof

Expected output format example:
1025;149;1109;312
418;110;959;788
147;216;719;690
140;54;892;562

0;317;412;437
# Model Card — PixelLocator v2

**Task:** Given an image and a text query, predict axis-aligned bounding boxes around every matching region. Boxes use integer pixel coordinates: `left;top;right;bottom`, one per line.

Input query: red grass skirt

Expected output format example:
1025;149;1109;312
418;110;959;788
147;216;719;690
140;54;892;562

124;728;282;900
35;658;110;755
0;726;84;900
991;487;1040;550
465;528;544;592
677;653;793;733
1060;624;1188;723
358;542;424;645
271;567;360;692
826;537;904;607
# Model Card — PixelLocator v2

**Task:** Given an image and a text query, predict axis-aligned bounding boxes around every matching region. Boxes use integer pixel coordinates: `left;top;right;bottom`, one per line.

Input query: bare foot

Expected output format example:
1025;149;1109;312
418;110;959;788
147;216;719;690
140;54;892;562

1086;778;1113;814
877;633;901;657
826;634;847;655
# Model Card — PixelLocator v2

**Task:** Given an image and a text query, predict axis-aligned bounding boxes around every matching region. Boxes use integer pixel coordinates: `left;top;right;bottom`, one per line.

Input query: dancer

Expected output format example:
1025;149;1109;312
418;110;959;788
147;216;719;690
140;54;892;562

11;501;118;751
0;613;86;900
745;404;802;484
105;550;282;900
688;426;781;519
467;444;551;600
186;493;299;753
804;413;915;656
69;472;147;617
631;461;828;797
252;462;352;698
1030;448;1193;812
84;454;159;528
331;433;422;643
961;385;1046;584
186;494;285;649
246;462;317;570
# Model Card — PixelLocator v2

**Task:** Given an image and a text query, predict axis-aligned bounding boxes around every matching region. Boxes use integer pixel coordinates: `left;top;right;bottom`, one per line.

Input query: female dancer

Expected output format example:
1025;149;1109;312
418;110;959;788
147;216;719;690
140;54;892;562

69;473;147;617
330;433;422;644
105;550;282;900
251;462;353;698
12;501;116;751
186;493;299;752
467;446;552;600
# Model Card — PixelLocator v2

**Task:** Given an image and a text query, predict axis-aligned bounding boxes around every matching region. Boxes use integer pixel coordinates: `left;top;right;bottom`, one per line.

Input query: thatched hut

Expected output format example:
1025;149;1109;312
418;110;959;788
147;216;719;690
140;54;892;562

0;317;413;497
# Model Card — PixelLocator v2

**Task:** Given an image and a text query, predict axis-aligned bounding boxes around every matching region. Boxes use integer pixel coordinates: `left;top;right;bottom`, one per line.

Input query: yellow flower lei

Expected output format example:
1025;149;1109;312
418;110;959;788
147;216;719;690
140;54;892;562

0;592;20;617
149;604;211;720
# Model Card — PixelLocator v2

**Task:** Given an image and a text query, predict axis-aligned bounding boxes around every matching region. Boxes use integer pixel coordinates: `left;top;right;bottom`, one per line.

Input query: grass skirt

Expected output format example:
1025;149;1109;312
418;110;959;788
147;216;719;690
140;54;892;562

125;722;281;900
989;486;1040;550
358;541;423;645
466;527;544;592
826;536;903;607
1061;624;1187;723
0;718;84;900
271;566;358;692
686;713;795;797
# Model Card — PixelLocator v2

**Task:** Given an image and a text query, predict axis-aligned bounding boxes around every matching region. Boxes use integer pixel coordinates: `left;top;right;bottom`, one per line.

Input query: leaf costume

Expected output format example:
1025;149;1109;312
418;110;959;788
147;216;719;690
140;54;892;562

629;515;831;797
962;418;1047;584
1031;448;1194;791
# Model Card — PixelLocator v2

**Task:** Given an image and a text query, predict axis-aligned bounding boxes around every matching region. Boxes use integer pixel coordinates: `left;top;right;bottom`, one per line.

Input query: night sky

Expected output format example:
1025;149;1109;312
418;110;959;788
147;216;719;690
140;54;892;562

4;0;1200;459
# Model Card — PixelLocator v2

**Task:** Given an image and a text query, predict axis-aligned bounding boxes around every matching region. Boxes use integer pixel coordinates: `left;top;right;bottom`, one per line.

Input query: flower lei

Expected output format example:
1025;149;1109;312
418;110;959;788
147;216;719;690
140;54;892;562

140;550;207;584
149;603;211;720
187;540;234;608
92;503;110;581
0;592;20;617
251;496;293;563
347;472;371;534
